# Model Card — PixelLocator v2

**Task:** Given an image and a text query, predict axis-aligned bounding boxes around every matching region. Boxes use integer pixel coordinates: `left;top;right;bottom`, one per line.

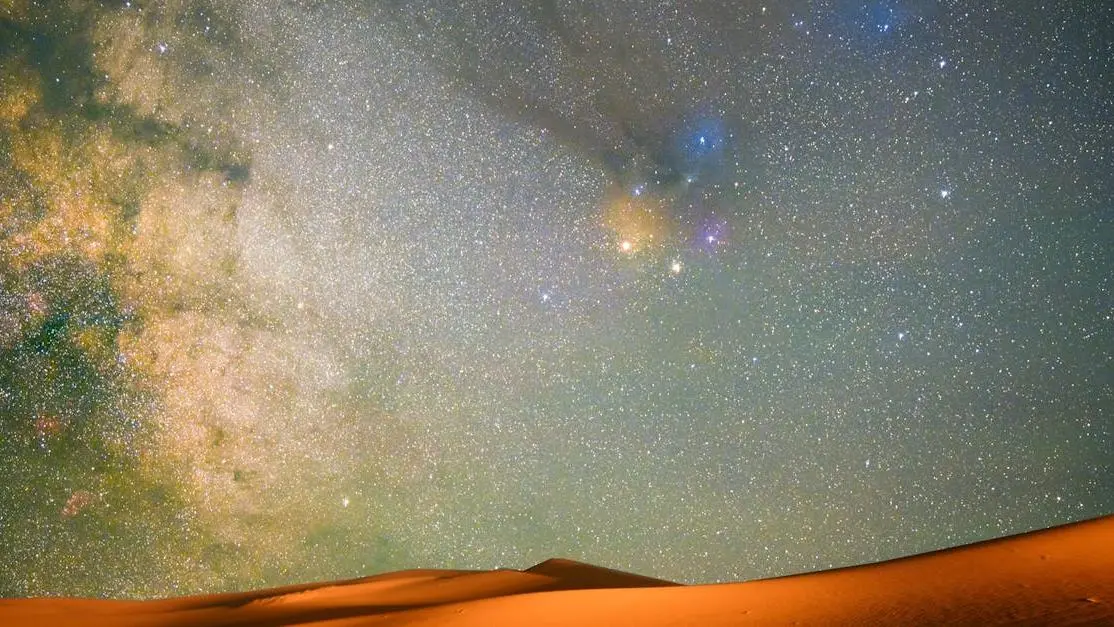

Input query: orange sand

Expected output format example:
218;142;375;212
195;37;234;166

2;514;1111;626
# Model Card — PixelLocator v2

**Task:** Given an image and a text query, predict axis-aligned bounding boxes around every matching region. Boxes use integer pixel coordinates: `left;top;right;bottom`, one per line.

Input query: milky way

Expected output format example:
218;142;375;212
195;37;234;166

1;0;1111;597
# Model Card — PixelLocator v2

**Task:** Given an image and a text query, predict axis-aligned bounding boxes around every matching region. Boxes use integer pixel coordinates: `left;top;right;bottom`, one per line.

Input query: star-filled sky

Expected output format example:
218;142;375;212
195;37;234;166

1;0;1111;598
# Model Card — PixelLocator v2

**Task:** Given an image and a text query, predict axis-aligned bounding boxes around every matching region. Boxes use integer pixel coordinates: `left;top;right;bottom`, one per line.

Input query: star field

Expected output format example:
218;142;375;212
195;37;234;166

0;0;1111;596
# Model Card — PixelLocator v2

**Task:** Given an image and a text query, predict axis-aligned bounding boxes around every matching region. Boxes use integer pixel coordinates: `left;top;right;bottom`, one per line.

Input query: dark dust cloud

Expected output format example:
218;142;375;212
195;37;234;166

1;0;1111;597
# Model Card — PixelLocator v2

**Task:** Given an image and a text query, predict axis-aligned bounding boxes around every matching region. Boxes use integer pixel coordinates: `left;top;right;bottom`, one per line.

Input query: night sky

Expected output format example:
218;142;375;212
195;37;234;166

1;0;1111;598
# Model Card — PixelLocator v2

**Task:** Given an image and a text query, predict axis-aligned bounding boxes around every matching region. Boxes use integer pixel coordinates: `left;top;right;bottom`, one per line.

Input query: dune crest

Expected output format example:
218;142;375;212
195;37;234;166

2;514;1112;626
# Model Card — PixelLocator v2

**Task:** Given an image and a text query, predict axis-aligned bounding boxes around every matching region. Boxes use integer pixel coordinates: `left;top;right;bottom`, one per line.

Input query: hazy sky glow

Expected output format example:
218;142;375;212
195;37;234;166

0;0;1111;597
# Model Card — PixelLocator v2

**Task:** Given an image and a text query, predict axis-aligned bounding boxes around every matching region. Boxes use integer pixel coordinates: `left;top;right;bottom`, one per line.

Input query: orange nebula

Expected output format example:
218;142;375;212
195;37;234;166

33;414;65;439
61;490;95;518
601;186;674;255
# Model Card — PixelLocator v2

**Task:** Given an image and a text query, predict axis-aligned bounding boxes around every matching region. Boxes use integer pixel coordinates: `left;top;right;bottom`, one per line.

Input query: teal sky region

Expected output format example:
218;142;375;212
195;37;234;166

0;0;1111;598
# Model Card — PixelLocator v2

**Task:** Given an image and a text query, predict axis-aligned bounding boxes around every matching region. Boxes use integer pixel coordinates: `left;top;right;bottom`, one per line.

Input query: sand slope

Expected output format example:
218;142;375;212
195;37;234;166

2;514;1111;626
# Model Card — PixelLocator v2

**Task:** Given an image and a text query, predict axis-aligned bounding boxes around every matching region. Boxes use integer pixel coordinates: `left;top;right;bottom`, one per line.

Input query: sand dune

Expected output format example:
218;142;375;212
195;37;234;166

2;514;1111;626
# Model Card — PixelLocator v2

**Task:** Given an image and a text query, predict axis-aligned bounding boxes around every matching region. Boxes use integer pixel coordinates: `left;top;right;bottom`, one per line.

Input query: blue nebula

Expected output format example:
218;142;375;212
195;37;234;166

831;0;922;43
681;118;726;162
675;116;729;183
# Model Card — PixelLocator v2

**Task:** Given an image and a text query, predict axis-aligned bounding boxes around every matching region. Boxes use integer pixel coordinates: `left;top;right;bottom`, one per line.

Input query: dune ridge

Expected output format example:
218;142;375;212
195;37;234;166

2;514;1111;626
